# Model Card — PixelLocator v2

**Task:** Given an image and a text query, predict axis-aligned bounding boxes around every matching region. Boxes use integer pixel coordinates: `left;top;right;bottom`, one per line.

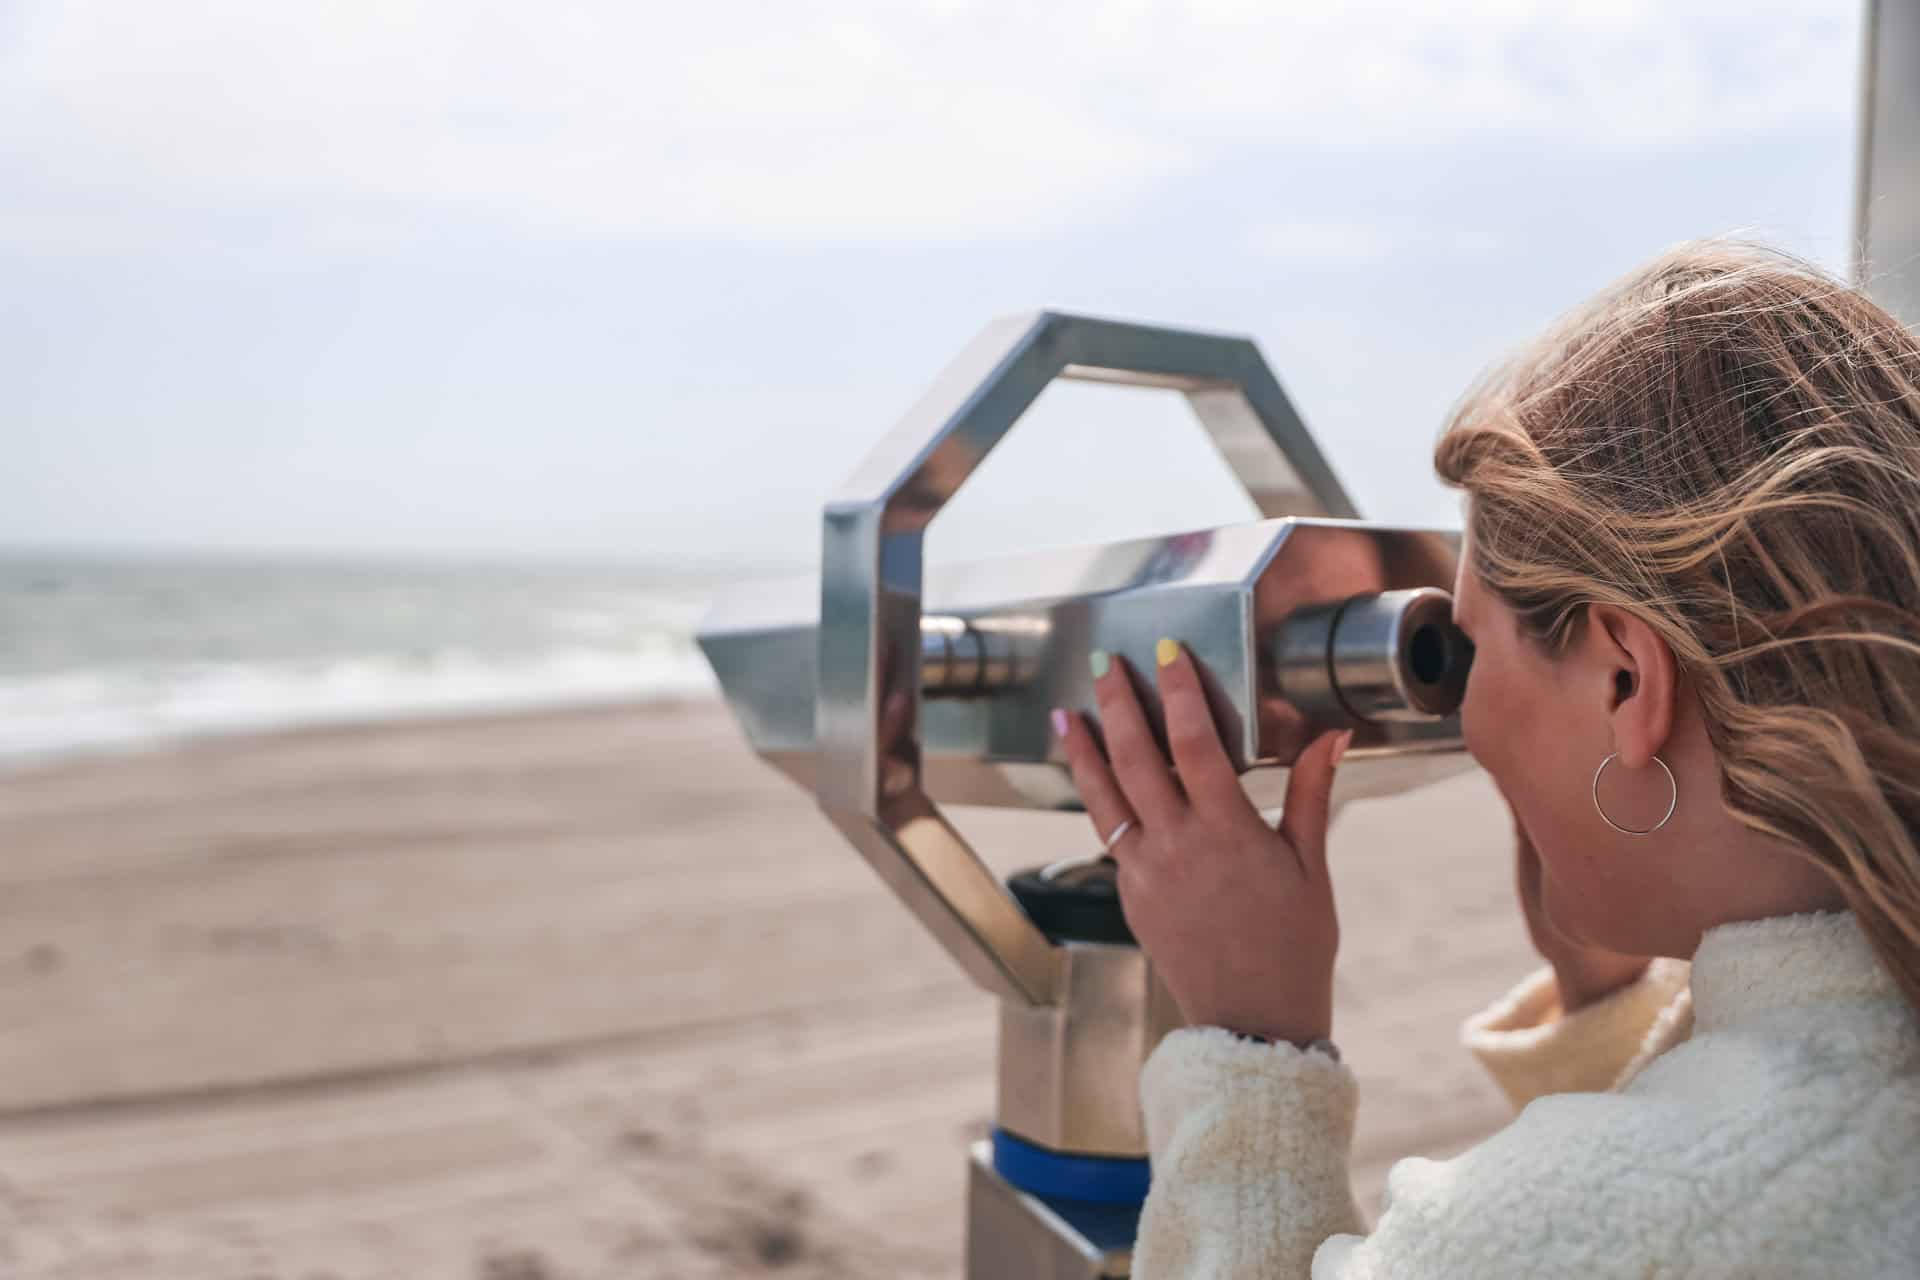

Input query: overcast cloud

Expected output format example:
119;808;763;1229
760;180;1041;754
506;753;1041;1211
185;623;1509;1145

0;2;1865;568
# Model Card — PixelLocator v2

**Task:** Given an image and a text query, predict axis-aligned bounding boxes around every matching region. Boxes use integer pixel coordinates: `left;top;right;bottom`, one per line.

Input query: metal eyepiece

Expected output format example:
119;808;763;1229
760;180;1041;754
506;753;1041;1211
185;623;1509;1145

1267;587;1472;725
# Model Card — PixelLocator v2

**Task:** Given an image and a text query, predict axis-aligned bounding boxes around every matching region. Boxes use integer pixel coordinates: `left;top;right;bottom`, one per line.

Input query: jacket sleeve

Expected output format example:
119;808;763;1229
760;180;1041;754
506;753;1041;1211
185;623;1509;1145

1132;1028;1365;1279
1135;1033;1695;1280
1458;958;1690;1109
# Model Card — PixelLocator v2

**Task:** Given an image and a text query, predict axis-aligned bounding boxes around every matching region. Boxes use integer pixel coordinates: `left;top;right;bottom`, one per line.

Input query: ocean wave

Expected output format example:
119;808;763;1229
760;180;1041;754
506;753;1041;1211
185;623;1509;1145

0;643;717;764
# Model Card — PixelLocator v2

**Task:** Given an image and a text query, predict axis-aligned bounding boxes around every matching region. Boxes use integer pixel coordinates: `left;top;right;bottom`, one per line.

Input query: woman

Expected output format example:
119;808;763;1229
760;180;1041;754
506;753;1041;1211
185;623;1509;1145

1054;244;1920;1277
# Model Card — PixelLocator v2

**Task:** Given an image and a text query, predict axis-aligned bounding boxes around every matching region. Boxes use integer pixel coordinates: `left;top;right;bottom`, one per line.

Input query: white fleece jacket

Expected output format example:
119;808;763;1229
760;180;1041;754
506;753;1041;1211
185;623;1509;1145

1134;912;1920;1278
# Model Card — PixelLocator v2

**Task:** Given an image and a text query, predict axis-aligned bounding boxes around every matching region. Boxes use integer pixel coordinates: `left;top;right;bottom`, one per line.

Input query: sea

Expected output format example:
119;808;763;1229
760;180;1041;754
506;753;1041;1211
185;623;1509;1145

0;550;742;765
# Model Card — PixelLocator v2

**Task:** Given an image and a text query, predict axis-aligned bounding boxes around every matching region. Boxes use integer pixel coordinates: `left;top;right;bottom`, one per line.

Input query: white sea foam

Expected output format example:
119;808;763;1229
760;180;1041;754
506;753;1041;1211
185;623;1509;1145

0;553;733;764
0;644;716;763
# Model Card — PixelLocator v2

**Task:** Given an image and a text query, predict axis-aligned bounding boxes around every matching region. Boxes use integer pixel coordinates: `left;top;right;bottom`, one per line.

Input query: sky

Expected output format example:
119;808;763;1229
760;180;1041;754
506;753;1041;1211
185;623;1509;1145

0;1;1868;573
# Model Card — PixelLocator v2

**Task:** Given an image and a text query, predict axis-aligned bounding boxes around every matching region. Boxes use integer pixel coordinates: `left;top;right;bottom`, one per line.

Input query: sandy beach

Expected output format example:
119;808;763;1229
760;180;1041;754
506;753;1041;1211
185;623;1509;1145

0;697;1533;1278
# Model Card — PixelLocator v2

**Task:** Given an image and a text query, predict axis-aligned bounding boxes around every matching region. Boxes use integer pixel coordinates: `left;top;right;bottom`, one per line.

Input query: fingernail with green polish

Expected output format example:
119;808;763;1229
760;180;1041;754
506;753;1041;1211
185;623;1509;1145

1089;649;1111;679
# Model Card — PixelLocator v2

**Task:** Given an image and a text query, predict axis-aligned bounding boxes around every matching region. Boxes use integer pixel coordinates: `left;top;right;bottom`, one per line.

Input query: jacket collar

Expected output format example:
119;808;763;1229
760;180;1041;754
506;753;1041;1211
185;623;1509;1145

1689;910;1907;1035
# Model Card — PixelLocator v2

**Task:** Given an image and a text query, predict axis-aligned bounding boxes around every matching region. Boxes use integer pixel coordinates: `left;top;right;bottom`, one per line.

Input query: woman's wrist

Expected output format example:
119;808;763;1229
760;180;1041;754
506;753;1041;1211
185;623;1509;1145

1191;998;1331;1051
1225;1028;1342;1061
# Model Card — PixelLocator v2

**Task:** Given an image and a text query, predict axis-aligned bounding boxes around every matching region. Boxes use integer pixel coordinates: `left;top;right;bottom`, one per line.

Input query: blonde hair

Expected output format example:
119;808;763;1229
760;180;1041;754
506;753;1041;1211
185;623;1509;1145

1435;241;1920;1016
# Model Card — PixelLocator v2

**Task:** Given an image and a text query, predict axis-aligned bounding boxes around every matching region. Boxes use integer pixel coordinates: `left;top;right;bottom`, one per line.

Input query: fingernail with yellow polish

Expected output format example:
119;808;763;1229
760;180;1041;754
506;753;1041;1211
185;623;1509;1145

1089;649;1111;679
1155;637;1180;668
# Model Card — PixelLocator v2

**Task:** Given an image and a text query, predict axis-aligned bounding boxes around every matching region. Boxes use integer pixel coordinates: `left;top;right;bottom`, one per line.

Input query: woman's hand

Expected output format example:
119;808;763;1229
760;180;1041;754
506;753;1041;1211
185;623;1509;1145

1511;817;1650;1013
1054;641;1351;1047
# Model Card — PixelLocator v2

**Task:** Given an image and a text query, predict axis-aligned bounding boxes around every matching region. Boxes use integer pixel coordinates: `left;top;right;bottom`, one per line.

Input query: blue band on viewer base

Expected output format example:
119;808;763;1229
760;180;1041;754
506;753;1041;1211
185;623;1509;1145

990;1128;1152;1205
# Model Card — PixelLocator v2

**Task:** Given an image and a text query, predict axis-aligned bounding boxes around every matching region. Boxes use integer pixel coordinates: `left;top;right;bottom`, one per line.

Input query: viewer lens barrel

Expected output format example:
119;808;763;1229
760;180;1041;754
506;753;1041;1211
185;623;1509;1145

1268;588;1472;725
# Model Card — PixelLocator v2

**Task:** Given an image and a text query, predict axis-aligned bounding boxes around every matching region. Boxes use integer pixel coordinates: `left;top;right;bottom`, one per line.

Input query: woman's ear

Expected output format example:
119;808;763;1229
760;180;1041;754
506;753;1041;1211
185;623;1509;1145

1584;603;1677;767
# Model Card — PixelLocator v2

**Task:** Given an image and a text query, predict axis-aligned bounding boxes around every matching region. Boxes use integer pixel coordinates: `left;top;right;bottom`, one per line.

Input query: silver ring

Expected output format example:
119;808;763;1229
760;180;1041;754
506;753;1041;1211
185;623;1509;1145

1102;818;1136;851
1591;752;1677;836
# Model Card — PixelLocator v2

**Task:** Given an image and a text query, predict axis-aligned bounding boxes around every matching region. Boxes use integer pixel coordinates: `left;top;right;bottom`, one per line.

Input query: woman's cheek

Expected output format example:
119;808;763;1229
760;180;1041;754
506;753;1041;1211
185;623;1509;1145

1458;667;1493;773
1459;660;1523;808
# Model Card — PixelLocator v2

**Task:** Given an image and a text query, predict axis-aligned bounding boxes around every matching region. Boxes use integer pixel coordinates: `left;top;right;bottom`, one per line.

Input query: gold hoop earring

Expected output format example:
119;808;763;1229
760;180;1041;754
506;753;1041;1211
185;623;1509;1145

1591;752;1677;836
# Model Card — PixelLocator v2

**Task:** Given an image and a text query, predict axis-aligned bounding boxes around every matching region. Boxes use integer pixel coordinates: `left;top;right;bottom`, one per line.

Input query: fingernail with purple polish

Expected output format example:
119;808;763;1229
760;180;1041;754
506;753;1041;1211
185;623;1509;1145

1050;708;1070;738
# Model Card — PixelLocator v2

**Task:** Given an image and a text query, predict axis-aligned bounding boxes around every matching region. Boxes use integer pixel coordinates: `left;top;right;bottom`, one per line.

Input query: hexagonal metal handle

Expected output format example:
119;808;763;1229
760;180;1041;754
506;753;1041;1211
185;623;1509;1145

818;312;1356;1007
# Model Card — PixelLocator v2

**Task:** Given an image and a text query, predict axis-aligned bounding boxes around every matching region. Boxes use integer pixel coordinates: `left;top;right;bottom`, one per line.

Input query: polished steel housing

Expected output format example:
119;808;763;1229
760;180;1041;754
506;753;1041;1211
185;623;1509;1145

696;310;1476;1279
997;942;1184;1157
814;311;1363;1009
701;518;1468;814
702;311;1472;1012
967;1141;1133;1278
